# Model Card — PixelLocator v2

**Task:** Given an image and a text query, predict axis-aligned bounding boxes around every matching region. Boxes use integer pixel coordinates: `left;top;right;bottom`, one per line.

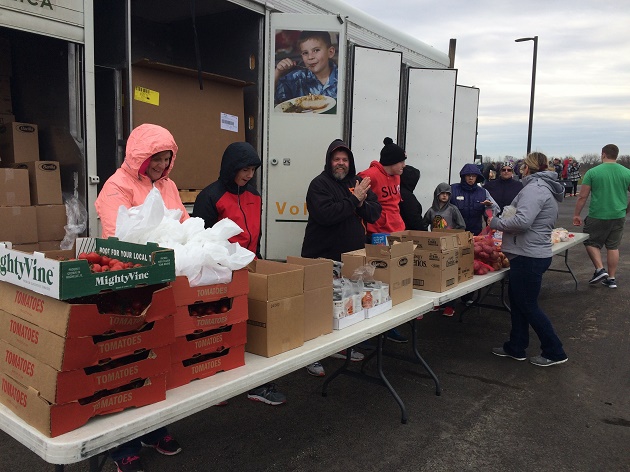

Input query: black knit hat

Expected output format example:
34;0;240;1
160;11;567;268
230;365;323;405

379;137;406;166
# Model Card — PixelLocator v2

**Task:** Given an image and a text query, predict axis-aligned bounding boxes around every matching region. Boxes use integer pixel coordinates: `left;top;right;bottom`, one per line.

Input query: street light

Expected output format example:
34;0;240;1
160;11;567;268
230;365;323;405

515;36;538;155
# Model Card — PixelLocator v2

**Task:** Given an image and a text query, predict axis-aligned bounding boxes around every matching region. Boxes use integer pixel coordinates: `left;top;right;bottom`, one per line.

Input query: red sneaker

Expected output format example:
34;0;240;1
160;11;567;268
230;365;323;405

442;306;455;317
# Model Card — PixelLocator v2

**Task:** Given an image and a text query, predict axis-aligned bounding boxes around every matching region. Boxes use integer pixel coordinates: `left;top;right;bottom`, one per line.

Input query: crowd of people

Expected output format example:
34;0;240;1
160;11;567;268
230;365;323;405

96;124;625;472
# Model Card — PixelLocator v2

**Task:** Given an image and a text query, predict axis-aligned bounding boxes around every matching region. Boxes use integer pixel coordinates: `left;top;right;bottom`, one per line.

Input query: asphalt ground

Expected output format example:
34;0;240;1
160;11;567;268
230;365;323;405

3;186;630;472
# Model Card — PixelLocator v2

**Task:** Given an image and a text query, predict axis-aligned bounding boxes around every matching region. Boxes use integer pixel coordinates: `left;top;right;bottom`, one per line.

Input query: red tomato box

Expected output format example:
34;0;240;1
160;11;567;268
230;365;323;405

166;344;245;390
169;268;249;307
173;294;248;337
171;321;247;362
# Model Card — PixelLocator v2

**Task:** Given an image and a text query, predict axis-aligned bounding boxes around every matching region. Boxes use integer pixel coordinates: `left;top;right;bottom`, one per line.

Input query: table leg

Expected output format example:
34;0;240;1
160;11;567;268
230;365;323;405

410;320;441;396
459;279;511;322
547;249;578;290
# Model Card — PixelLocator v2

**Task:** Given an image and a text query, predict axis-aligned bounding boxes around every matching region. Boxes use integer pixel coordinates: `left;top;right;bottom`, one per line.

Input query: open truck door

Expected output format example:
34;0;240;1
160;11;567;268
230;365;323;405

404;68;457;213
450;85;480;183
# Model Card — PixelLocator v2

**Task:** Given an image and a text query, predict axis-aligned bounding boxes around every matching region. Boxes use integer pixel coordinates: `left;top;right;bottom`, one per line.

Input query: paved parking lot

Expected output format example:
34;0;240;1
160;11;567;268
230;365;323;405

3;190;630;472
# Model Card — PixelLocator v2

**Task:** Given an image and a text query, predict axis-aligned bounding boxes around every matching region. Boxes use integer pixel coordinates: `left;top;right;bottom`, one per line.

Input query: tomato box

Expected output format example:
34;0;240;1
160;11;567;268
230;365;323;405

171;321;247;362
173;294;248;337
0;237;176;300
0;371;166;437
169;268;249;306
166;344;245;390
0;281;176;337
0;310;175;371
0;340;170;404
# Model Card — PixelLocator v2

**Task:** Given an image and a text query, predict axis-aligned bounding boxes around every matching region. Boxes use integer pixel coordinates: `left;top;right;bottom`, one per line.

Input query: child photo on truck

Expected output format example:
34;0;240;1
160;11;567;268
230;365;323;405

274;29;339;112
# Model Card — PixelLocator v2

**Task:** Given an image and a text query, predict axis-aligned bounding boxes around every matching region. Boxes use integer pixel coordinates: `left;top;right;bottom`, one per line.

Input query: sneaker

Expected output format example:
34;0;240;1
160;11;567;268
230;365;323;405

529;355;568;367
491;347;526;361
247;383;287;406
416;313;424;320
589;268;608;284
465;299;475;307
141;435;182;456
386;328;408;343
330;349;365;361
441;306;455;317
213;400;229;406
306;362;325;377
115;455;144;472
602;278;617;289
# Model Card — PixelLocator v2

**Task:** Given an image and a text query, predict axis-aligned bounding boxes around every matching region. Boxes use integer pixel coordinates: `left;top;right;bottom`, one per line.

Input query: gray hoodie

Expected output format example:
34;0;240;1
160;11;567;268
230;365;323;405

422;183;466;230
489;170;564;258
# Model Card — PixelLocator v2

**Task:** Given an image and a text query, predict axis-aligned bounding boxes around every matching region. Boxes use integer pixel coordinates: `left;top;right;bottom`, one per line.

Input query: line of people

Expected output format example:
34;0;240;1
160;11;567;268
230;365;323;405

96;123;626;472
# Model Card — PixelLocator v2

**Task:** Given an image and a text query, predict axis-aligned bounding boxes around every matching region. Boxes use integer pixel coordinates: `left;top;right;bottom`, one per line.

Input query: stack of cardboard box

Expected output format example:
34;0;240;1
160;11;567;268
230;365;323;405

389;230;460;292
432;228;475;282
246;260;305;357
166;269;249;389
0;238;178;437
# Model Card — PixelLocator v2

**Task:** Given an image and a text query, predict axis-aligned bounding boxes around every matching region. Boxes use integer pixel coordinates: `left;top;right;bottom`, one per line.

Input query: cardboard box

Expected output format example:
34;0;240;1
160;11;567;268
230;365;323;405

0;371;166;437
35;205;66;241
132;60;248;190
389;230;459;251
0;237;176;299
340;248;367;279
0;310;175;371
0;341;170;404
10;161;63;205
303;286;333;341
431;228;474;282
37;241;62;251
246;294;304;357
171;321;247;362
0;168;30;206
0;122;39;164
365;241;414;306
285;256;333;291
0;282;176;338
173;294;248;337
333;308;365;330
247;260;304;302
169;268;248;307
0;206;37;244
166;344;245;390
365;299;393;319
12;243;39;252
412;249;459;292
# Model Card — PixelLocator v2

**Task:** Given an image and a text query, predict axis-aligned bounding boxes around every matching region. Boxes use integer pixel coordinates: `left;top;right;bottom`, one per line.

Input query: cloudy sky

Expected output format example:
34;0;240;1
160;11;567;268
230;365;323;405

345;0;630;161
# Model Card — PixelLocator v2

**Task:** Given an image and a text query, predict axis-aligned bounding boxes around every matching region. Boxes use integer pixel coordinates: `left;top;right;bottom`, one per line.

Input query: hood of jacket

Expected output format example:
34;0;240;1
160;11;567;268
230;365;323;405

400;165;420;191
431;182;452;211
325;139;356;181
123;123;178;182
219;142;262;192
522;170;564;202
459;163;485;185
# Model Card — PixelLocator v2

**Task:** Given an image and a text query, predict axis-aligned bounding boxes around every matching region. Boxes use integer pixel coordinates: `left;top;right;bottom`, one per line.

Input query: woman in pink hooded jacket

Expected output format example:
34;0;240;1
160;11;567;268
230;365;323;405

95;123;189;238
95;124;186;471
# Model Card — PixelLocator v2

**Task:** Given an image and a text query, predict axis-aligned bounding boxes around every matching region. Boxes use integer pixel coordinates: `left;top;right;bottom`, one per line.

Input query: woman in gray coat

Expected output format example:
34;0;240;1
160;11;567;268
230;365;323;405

489;152;568;367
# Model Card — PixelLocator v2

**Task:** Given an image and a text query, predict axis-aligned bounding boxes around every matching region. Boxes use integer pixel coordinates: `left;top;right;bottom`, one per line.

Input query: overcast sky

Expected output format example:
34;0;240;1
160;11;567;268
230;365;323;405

345;0;630;161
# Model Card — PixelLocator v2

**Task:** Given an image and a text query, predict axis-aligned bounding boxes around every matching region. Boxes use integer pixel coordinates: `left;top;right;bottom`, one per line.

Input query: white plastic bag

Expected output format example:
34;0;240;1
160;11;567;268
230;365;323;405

115;188;166;243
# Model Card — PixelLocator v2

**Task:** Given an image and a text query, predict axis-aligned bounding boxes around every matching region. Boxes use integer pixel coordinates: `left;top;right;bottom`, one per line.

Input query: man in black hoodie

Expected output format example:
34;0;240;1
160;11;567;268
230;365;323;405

301;139;382;261
399;165;426;230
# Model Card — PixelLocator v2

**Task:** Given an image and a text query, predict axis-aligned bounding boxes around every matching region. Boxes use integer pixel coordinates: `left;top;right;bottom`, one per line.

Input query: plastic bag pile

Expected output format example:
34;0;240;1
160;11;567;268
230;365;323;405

114;188;255;286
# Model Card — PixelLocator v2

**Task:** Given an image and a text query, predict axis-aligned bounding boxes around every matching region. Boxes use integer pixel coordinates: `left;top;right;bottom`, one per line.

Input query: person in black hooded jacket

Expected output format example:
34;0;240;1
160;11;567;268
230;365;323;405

301;139;382;261
399;164;426;230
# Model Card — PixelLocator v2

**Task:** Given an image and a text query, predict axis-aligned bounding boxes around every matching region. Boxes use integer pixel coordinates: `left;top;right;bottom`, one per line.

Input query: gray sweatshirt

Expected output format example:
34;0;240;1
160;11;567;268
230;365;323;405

422;182;466;230
489;170;564;258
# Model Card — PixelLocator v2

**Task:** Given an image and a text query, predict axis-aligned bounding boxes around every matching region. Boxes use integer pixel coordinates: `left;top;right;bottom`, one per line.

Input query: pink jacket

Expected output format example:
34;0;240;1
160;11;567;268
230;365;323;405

95;123;190;238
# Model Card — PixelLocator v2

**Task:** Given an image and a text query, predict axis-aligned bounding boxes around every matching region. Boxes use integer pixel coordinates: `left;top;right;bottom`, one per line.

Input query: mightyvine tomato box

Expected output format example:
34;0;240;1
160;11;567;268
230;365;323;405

0;309;175;371
166;344;245;390
0;281;176;337
0;340;170;404
0;371;166;437
0;237;175;300
173;293;248;337
169;268;249;307
171;321;247;362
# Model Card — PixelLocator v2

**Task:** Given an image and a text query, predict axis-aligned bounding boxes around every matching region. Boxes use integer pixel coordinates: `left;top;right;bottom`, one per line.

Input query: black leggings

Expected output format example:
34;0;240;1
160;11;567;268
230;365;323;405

571;180;578;195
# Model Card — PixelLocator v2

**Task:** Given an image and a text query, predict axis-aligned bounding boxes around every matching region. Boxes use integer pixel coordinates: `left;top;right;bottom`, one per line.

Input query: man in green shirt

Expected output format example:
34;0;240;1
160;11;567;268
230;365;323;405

573;144;630;288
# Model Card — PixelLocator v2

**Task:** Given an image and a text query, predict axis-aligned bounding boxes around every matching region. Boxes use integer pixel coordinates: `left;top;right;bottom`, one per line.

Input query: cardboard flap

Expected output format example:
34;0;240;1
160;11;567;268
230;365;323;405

365;241;414;258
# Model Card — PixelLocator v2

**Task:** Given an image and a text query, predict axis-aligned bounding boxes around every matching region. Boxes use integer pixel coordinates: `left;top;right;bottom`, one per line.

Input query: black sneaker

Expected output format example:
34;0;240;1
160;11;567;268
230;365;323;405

491;347;526;361
589;268;608;284
247;383;287;406
602;278;617;289
141;435;182;456
115;455;144;472
386;328;408;343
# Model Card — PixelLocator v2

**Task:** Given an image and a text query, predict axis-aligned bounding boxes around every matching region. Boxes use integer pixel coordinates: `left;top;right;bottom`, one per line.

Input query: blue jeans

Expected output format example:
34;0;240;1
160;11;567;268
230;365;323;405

504;256;567;361
110;427;168;461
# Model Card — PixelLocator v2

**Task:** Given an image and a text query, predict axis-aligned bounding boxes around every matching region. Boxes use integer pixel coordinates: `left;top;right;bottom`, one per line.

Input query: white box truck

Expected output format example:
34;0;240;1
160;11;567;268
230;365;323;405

0;0;479;259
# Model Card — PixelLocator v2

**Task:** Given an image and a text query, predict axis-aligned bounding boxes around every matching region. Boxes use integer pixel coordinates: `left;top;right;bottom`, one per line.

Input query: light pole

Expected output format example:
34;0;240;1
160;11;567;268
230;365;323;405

515;36;538;156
